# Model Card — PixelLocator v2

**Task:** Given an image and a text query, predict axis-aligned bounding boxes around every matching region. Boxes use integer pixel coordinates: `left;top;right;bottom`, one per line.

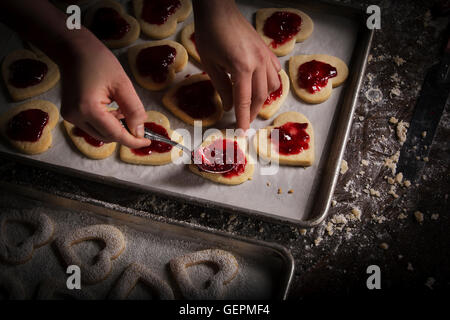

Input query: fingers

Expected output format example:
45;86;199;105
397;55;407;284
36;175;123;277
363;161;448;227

86;107;150;149
269;50;281;72
266;60;280;95
250;66;268;122
232;72;252;131
204;63;233;111
112;79;147;139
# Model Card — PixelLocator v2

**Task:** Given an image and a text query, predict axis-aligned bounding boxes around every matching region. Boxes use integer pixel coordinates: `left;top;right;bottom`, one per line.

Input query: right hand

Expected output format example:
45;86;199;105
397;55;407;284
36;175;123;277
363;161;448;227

59;33;150;149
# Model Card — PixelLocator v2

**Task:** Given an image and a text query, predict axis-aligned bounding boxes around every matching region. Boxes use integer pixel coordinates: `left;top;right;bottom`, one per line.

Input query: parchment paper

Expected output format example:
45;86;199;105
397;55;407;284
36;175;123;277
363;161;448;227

0;0;358;223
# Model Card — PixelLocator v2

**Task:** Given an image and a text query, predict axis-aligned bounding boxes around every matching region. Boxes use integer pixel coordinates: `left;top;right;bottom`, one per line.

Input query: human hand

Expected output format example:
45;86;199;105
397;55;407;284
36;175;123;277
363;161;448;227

58;32;150;148
193;0;281;131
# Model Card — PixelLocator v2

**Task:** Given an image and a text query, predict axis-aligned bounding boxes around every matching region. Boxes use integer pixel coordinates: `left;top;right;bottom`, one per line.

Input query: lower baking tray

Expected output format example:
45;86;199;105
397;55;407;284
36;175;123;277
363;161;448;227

0;183;294;300
0;0;372;226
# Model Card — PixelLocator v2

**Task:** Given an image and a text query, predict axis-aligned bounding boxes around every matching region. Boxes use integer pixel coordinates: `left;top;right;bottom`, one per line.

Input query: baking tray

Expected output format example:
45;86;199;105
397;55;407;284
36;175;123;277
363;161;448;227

0;0;373;226
0;183;294;299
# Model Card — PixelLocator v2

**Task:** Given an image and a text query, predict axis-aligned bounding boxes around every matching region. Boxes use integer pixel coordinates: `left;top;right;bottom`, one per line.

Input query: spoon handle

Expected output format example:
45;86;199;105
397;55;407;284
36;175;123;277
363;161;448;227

119;119;191;155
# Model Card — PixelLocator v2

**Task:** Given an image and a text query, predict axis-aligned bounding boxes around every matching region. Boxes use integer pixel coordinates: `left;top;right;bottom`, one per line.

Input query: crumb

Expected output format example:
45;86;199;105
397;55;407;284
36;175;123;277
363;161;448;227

398;213;407;220
331;214;348;224
396;121;409;145
351;207;362;220
200;212;206;218
422;175;427;180
370;189;381;197
393;55;406;66
299;228;307;235
288;189;294;194
266;182;271;187
431;214;439;220
361;159;369;166
414;211;424;223
363;189;370;194
359;116;365;121
277;188;282;194
384;151;400;175
331;200;337;207
314;237;323;246
403;180;411;188
380;242;389;250
424;145;428;150
423;157;429;162
387;177;395;184
416;156;421;160
340;159;348;174
395;172;403;184
389;117;399;124
259;227;264;233
421;131;427;138
326;222;334;236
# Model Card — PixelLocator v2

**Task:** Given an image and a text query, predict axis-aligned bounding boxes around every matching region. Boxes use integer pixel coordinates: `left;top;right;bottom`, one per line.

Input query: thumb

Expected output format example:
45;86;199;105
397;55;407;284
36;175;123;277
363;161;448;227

112;79;147;138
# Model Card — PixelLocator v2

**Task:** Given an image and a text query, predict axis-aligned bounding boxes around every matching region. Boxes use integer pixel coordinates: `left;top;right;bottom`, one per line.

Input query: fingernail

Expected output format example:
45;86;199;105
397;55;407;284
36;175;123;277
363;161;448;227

136;124;144;138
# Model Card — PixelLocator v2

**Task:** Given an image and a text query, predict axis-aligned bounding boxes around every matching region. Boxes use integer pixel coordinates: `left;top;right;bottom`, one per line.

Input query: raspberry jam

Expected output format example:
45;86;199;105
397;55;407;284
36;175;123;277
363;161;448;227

298;60;337;94
131;122;172;156
194;139;246;178
9;59;48;88
263;11;302;48
73;127;104;147
6;109;49;142
136;45;177;83
264;74;282;106
270;122;310;155
175;80;216;119
141;0;181;25
90;7;130;40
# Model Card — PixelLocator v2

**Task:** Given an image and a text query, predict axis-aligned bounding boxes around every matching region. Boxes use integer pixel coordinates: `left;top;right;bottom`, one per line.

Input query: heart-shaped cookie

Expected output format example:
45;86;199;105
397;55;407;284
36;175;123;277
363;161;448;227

256;8;313;57
254;111;314;166
128;40;187;91
0;100;59;155
2;49;60;101
133;0;192;39
55;224;125;284
0;270;26;300
180;23;200;63
63;108;117;160
84;0;140;49
109;263;174;300
0;209;54;265
258;69;290;119
189;130;254;185
170;249;239;300
162;73;223;127
289;54;348;104
36;278;94;300
120;110;183;165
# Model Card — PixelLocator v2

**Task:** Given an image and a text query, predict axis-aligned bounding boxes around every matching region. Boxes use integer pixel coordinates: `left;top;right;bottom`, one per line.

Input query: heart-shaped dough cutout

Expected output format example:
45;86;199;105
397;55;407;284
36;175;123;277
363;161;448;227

189;130;254;185
170;249;238;300
289;54;348;104
63;108;117;160
128;40;187;91
0;209;54;265
55;224;125;284
256;8;313;57
258;69;290;120
2;49;60;101
180;23;200;63
254;111;314;166
0;270;26;300
109;263;174;300
133;0;192;39
84;0;140;49
0;100;59;155
162;73;223;127
120;110;183;165
37;278;94;300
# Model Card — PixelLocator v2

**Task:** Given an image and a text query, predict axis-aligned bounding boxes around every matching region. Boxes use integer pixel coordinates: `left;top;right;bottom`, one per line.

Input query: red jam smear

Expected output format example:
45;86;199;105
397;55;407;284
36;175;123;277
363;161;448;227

175;80;216;119
73;127;104;147
136;45;177;83
194;138;246;178
270;122;310;155
6;109;49;142
141;0;181;25
264;74;282;106
9;59;48;88
263;11;302;48
298;60;337;94
90;7;131;40
131;122;172;156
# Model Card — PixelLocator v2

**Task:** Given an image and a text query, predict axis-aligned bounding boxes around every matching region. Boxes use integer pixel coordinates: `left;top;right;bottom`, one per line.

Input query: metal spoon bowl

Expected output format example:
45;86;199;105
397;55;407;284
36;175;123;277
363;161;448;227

120;119;233;174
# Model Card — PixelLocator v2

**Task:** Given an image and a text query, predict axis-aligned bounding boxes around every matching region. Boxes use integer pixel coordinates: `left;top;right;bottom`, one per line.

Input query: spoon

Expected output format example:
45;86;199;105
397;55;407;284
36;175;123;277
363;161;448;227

119;119;234;174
